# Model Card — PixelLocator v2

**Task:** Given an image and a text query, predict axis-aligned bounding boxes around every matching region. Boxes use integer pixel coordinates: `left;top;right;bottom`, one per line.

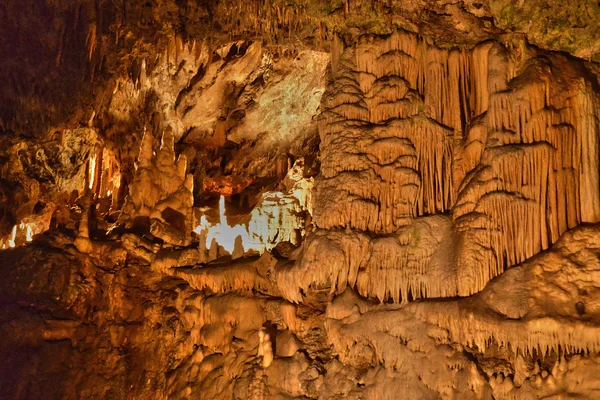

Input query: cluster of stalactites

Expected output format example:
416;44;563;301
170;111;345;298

86;147;121;210
411;302;600;357
453;71;600;295
278;215;457;304
315;32;497;236
293;30;600;303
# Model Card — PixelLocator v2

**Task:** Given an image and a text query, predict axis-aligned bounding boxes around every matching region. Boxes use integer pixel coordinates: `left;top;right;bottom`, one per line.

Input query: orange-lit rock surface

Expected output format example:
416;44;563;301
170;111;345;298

2;1;600;399
281;31;600;304
202;175;254;197
120;127;195;246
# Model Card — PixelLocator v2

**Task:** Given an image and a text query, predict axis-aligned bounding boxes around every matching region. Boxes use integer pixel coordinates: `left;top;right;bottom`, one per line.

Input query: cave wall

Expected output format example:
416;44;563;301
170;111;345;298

1;1;600;399
280;30;600;303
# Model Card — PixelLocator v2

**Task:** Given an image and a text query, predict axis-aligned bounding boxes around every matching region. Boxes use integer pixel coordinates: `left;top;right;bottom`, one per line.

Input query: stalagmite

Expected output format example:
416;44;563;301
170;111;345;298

25;224;32;242
194;159;313;261
120;127;195;246
7;225;16;248
258;328;274;368
74;192;93;254
0;204;54;251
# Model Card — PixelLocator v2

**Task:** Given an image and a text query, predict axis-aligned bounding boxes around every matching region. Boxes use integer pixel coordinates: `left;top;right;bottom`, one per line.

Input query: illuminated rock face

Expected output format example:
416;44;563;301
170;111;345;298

280;31;600;303
0;221;43;250
107;37;328;182
202;175;254;197
0;128;103;248
121;127;195;246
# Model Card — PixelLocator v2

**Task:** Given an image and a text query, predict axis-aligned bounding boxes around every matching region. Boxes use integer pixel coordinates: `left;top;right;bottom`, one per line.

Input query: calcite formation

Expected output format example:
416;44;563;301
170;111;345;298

120;127;195;246
87;147;122;209
281;31;600;304
2;2;600;400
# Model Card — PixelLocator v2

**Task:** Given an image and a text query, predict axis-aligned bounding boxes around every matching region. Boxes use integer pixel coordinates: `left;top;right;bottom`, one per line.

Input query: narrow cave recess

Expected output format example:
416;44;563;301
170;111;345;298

0;128;317;268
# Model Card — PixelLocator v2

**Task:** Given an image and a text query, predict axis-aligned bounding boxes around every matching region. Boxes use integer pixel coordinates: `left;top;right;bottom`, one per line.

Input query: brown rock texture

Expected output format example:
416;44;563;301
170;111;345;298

281;31;600;303
1;1;600;399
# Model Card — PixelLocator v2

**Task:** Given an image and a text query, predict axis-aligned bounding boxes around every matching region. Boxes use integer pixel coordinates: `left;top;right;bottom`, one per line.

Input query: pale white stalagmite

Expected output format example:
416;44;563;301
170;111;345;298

194;159;313;261
7;225;17;248
202;195;250;254
24;224;32;242
257;328;273;368
1;225;44;249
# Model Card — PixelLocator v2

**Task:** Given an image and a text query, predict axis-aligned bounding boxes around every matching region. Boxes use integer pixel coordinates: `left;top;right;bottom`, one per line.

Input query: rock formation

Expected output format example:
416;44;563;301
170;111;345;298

281;31;600;303
194;158;313;263
1;1;600;399
120;127;195;247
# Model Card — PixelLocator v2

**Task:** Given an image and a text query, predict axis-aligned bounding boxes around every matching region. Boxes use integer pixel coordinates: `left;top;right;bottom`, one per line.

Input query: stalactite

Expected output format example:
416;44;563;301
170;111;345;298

277;229;370;303
575;85;600;223
292;30;600;302
412;304;600;357
316;31;484;235
278;215;457;303
168;254;275;295
452;56;600;295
